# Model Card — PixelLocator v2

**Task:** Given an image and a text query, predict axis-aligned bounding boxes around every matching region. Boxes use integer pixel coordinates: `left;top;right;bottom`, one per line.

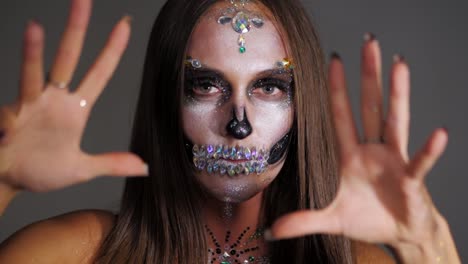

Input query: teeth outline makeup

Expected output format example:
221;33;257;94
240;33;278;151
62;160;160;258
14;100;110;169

192;144;269;176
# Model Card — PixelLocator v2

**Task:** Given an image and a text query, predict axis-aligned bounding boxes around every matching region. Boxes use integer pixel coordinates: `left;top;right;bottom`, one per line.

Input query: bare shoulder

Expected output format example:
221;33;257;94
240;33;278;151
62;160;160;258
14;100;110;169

0;209;115;264
353;241;397;264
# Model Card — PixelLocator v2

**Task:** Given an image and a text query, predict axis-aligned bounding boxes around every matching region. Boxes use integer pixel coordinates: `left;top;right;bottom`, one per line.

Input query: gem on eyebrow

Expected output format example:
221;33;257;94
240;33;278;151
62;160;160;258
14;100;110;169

275;58;294;70
185;56;203;69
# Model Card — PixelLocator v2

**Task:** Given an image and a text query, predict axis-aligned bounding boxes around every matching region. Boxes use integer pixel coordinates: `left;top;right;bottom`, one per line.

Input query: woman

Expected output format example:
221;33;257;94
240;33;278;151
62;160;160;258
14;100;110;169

0;0;461;263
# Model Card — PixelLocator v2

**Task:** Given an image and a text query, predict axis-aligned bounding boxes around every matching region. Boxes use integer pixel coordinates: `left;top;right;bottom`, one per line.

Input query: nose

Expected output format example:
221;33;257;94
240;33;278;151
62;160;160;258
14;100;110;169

226;107;252;139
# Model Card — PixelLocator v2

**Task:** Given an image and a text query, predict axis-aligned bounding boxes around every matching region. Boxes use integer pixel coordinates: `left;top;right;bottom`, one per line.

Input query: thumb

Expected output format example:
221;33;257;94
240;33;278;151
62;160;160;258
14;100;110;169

407;128;448;181
83;152;148;179
267;207;342;241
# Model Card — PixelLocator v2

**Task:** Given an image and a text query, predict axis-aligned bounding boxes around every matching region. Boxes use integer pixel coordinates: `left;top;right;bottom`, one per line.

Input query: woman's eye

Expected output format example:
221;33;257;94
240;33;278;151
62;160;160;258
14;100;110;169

251;78;290;98
193;84;219;95
260;85;280;95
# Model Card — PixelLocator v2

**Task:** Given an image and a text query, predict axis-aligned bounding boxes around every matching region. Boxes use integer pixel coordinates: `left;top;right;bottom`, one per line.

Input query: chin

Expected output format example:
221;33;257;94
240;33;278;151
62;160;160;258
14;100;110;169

194;160;284;203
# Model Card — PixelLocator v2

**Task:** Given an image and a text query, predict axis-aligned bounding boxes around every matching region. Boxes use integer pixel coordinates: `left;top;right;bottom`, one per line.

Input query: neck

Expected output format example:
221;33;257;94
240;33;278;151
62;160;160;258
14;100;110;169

202;192;269;263
203;192;263;228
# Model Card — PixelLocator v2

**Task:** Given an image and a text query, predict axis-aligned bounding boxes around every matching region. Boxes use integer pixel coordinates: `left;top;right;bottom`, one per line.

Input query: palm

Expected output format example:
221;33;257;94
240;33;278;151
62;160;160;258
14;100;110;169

5;90;87;191
0;0;146;192
330;145;433;243
271;37;447;245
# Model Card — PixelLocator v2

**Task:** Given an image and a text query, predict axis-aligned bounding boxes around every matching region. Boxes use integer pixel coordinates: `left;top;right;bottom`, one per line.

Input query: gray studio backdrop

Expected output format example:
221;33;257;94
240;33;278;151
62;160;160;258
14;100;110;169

1;0;467;261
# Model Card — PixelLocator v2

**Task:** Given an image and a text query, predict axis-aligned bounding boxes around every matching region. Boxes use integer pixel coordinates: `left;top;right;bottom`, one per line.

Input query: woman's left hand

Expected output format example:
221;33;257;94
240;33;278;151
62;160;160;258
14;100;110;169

269;34;460;263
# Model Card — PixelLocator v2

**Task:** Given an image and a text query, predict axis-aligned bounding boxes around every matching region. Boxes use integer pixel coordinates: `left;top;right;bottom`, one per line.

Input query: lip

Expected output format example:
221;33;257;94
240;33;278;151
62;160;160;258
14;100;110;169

220;158;250;163
192;144;269;161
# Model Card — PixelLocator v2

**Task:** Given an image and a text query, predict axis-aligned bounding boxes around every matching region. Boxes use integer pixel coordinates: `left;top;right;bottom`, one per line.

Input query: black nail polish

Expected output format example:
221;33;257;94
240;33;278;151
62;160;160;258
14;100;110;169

393;54;406;63
0;130;5;140
123;15;133;25
364;32;376;42
330;52;341;60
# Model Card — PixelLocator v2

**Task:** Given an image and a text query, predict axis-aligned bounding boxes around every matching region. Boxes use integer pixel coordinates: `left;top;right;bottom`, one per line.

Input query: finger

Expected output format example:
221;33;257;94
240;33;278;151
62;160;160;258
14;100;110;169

0;106;17;144
267;208;341;240
0;106;16;175
48;0;92;85
82;152;148;179
360;33;384;142
19;21;44;103
384;55;410;160
407;128;448;181
76;16;131;106
329;53;359;157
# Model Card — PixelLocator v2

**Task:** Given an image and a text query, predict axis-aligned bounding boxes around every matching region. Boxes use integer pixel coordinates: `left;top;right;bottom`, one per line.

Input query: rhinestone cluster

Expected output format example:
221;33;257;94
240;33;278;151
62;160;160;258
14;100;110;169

275;58;294;71
217;0;264;53
206;225;270;264
192;144;269;176
185;56;202;69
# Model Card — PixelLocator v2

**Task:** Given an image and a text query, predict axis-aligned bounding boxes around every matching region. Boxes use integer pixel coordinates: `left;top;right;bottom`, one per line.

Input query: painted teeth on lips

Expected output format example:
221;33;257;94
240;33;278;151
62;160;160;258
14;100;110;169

192;144;269;161
192;144;270;176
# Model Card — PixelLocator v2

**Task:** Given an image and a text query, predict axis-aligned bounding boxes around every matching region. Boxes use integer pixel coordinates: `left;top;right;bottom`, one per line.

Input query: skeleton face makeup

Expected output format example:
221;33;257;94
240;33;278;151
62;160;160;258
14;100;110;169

183;2;294;203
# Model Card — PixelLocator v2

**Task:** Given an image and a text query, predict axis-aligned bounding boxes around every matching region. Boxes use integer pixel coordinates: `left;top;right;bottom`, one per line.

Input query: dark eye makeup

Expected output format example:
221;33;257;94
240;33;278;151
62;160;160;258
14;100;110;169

250;77;292;97
184;67;293;104
184;69;231;101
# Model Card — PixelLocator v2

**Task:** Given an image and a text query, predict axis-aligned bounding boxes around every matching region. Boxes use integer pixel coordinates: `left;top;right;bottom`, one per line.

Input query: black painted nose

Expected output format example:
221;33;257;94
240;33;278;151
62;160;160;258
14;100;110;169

226;109;252;139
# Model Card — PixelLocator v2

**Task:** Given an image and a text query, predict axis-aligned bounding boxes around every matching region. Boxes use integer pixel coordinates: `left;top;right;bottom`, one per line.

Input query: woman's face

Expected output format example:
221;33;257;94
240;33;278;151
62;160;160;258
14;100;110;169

183;2;294;203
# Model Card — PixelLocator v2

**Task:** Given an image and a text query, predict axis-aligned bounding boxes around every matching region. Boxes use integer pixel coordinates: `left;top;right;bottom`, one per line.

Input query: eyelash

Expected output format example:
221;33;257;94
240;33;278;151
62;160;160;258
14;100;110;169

251;78;291;96
185;77;292;100
187;79;229;97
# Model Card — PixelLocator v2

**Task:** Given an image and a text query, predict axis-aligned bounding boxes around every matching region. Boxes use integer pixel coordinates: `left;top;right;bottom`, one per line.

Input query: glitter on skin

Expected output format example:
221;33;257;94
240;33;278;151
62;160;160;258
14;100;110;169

222;202;234;219
192;144;269;176
188;131;290;177
183;1;293;203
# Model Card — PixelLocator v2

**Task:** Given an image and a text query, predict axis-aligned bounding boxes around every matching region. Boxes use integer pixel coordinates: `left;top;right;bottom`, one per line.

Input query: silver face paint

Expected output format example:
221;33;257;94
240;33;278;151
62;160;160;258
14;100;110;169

184;3;293;203
184;68;232;107
183;67;294;202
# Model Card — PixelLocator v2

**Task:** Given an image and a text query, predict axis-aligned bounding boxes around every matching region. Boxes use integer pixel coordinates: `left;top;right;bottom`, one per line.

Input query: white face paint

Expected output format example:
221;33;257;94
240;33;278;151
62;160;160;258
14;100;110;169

183;2;294;203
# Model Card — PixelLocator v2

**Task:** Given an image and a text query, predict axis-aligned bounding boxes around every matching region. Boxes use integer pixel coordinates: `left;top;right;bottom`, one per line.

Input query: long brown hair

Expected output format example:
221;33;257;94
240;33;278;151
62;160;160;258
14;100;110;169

96;0;352;263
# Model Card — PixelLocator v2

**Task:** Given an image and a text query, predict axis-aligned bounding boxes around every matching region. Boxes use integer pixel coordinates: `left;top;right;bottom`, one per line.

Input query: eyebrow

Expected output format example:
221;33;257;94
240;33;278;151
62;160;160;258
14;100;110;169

185;66;292;80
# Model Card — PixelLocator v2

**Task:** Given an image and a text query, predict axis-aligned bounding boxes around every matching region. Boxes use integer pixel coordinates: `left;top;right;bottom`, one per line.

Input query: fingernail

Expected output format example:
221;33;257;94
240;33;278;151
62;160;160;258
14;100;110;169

330;51;341;60
143;163;149;175
393;53;405;63
264;229;276;241
442;127;448;134
0;130;5;140
363;32;376;42
123;15;133;25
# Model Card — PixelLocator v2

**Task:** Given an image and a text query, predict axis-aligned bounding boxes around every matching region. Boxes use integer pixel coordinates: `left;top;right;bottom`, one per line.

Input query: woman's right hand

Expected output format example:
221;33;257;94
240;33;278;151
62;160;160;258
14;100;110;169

0;0;148;193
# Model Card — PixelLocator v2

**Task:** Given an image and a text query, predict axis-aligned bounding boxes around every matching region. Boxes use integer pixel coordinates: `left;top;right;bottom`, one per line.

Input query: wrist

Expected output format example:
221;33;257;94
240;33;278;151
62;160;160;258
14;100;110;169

391;215;459;264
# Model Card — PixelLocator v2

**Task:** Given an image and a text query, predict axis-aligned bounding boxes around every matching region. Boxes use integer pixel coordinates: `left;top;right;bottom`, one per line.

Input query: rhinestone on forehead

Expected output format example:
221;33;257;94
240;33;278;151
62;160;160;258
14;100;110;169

232;12;251;34
229;0;249;8
185;56;294;72
217;0;264;54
